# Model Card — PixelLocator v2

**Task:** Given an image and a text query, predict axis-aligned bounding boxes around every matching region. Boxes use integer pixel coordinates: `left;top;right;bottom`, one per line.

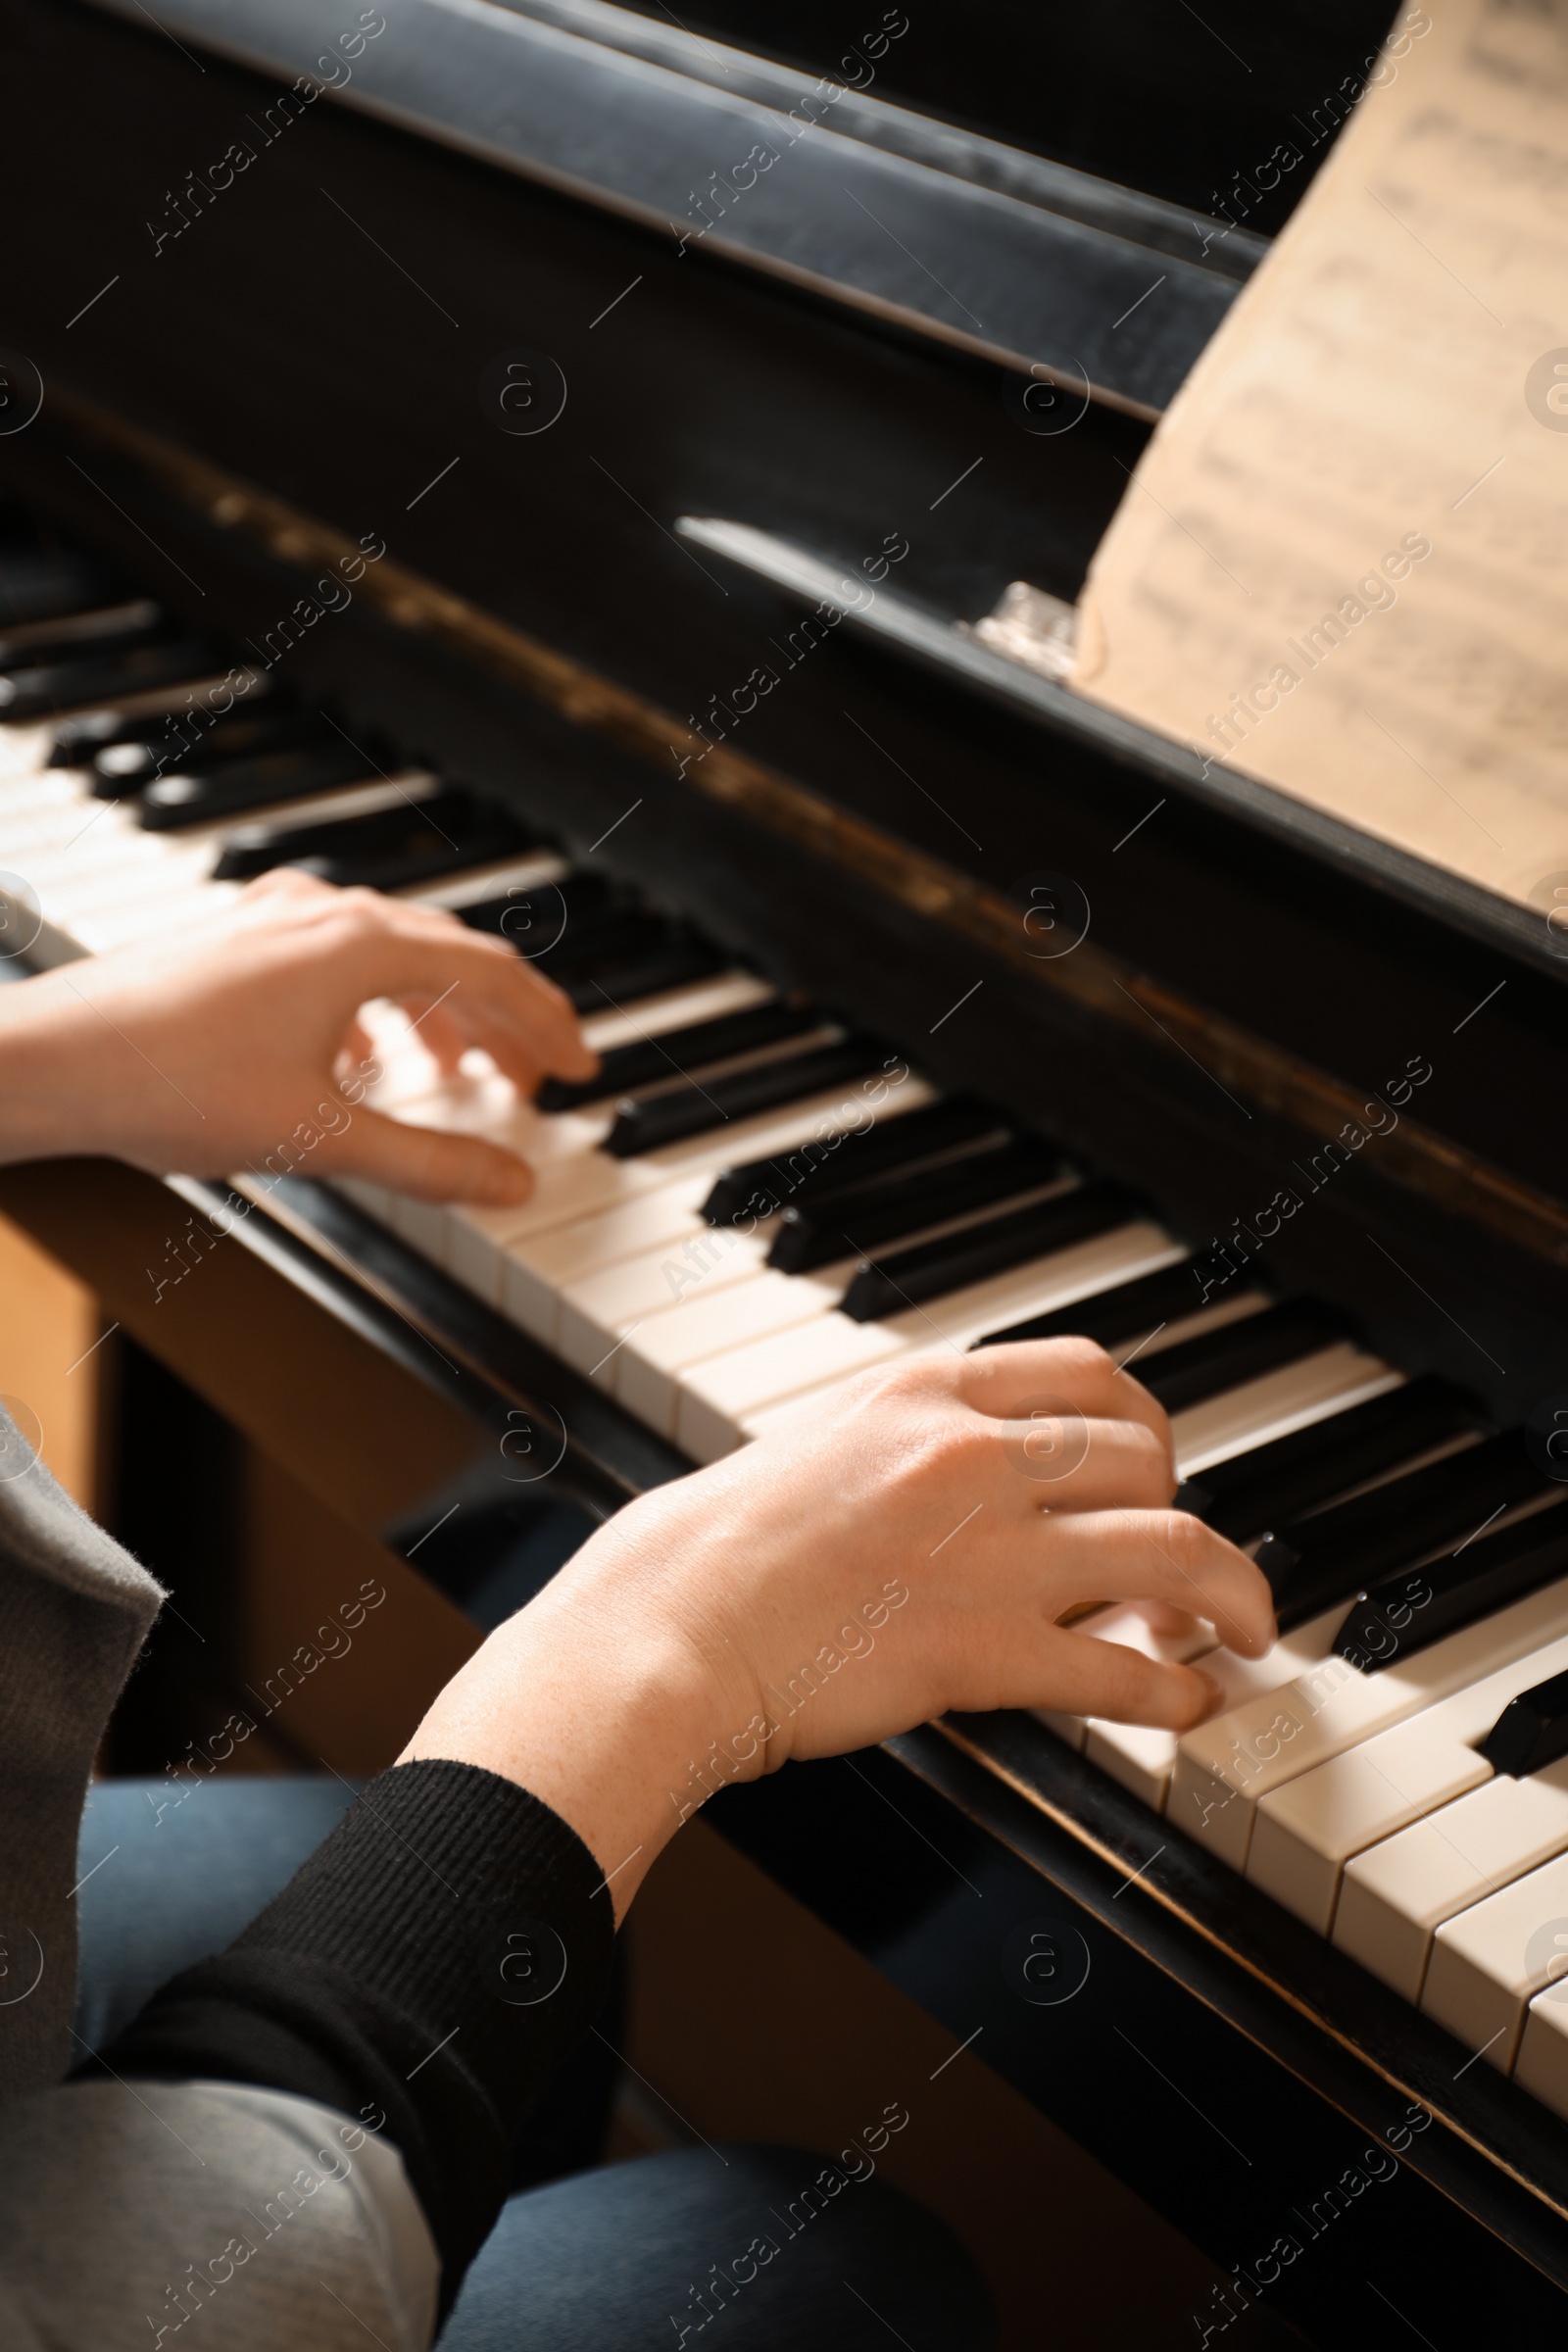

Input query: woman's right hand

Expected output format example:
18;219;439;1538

400;1338;1275;1914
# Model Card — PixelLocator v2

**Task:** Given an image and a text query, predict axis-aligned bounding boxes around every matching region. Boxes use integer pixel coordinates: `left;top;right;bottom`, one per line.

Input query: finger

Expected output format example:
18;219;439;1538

465;976;593;1091
455;1004;558;1097
392;997;473;1076
320;1103;534;1206
992;1409;1174;1513
366;921;597;1084
239;865;337;906
1030;1507;1276;1658
954;1336;1173;1457
338;1016;374;1068
1029;1626;1225;1733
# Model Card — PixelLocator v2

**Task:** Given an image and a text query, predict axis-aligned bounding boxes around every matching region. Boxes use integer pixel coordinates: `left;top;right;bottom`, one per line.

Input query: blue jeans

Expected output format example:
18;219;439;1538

75;1779;994;2350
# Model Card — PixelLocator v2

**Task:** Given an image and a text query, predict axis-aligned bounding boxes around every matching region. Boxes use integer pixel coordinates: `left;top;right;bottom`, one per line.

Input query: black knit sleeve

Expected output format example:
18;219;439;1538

81;1760;615;2314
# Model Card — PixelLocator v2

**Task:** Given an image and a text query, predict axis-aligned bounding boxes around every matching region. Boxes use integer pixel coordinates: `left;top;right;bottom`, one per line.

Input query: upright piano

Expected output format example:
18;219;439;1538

3;1;1568;2339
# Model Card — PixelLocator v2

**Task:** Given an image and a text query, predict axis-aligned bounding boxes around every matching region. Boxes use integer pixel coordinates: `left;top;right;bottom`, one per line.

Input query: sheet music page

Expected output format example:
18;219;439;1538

1073;0;1568;918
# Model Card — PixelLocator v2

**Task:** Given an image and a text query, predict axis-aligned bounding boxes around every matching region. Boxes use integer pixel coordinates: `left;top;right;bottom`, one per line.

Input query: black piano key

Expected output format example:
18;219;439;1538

840;1180;1142;1323
0;544;116;629
767;1135;1060;1274
139;740;376;828
51;709;143;763
559;937;721;1011
213;785;441;877
0;596;162;666
604;1036;889;1157
535;999;817;1112
0;635;220;721
1138;1298;1351;1413
701;1096;1004;1227
213;787;534;888
974;1255;1209;1351
1332;1498;1568;1673
83;705;326;794
545;907;703;980
456;870;618;941
1175;1374;1483;1544
1256;1426;1546;1629
52;690;276;768
460;893;658;967
456;888;725;1007
1479;1666;1568;1777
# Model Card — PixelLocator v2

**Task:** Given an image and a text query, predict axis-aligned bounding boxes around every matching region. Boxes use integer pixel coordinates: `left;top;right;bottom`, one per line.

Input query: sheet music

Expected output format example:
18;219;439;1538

1073;0;1568;920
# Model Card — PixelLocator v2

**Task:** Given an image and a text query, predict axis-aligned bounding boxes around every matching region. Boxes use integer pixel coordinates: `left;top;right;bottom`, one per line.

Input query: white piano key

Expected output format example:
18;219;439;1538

10;797;203;876
729;1225;1207;1462
33;830;217;912
446;1071;935;1310
403;850;569;909
676;1311;908;1462
1515;1975;1568;2120
1249;1623;1568;1934
728;1213;1184;1411
681;1218;1184;1444
1422;1847;1568;2069
331;1174;396;1224
357;1071;626;1270
728;1227;1200;1452
1169;1342;1394;1473
624;1269;851;1439
1251;1726;1490;1939
557;1225;772;1374
1172;1571;1568;1871
639;1062;935;1188
1034;1603;1216;1749
1085;1607;1346;1813
1175;1365;1405;1481
0;771;94;838
492;1174;717;1326
1336;1756;1568;2003
385;1188;454;1260
877;1223;1184;1352
1081;1716;1200;1811
575;968;776;1053
0;721;53;774
69;884;239;953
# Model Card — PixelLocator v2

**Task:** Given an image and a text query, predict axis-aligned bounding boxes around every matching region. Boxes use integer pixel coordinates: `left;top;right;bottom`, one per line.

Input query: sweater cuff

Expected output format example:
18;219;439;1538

86;1760;615;2310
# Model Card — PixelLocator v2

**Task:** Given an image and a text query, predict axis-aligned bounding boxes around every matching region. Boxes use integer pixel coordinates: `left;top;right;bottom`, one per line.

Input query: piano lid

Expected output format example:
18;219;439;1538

67;0;1567;987
87;0;1265;416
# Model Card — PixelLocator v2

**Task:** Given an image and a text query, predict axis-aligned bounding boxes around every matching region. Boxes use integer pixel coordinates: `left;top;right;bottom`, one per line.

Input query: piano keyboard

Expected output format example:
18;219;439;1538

9;534;1568;2122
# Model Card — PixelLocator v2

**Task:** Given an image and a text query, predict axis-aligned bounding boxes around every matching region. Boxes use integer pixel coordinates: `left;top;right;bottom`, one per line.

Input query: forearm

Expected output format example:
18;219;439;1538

0;978;106;1164
396;1534;727;1924
82;1514;744;2319
88;1760;615;2324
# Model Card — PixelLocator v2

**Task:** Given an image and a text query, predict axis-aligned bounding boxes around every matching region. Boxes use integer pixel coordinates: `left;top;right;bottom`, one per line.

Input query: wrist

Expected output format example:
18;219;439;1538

0;984;97;1163
399;1556;738;1921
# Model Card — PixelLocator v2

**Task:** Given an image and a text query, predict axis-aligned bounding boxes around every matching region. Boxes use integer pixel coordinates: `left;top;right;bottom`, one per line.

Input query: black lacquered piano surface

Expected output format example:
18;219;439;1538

4;2;1568;2340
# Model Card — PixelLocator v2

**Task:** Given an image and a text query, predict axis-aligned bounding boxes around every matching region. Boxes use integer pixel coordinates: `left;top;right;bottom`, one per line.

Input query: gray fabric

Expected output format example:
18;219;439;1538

0;1402;441;2347
0;2080;438;2352
0;1404;164;2100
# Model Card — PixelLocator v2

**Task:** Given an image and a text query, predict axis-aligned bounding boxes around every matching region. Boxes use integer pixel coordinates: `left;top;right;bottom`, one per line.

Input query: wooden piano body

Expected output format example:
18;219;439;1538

3;0;1568;2337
